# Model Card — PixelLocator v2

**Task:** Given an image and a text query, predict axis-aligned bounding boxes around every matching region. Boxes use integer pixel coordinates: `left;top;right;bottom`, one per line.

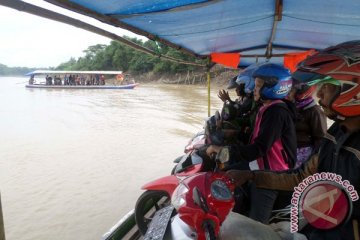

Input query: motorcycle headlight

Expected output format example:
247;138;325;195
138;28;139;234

217;147;230;163
171;183;189;210
210;180;232;201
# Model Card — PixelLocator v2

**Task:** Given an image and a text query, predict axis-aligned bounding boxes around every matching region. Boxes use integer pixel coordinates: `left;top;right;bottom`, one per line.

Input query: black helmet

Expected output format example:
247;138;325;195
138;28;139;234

227;76;239;89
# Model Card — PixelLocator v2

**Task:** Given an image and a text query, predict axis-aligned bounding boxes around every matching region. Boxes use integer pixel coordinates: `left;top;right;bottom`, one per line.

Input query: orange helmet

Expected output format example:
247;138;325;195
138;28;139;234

293;40;360;118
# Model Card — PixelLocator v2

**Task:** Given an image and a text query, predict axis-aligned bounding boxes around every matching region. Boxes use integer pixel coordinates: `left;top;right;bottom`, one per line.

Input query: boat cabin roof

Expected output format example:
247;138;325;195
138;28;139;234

41;0;360;66
26;70;123;76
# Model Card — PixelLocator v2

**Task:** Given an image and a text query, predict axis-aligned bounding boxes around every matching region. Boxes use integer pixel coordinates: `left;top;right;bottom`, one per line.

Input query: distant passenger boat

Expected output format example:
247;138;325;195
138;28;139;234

25;70;139;89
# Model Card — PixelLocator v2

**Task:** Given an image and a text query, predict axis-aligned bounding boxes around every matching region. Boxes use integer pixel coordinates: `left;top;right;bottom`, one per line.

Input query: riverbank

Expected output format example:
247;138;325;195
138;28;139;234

130;67;239;88
2;66;240;89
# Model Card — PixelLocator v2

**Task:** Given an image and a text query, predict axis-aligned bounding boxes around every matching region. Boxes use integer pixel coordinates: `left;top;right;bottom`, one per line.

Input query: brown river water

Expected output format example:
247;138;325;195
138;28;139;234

0;77;333;240
0;77;225;240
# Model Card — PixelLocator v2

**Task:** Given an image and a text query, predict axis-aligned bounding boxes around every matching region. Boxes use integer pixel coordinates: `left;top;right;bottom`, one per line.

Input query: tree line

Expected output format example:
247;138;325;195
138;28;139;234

56;37;207;74
0;36;207;76
0;63;36;76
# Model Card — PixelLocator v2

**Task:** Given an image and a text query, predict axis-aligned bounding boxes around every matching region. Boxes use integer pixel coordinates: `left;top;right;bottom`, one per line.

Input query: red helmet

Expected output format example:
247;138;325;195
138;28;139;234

293;40;360;117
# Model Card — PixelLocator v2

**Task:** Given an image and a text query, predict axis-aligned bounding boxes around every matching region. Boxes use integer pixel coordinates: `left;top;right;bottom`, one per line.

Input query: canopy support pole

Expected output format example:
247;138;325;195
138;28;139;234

206;59;213;117
265;0;283;59
207;70;211;117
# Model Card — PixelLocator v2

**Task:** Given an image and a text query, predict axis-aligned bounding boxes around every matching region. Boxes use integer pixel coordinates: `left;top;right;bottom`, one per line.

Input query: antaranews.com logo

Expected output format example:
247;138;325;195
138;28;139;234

290;172;359;232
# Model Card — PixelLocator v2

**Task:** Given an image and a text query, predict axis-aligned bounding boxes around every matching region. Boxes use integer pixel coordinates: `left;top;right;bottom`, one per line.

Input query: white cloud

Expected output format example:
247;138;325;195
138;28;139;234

0;0;145;68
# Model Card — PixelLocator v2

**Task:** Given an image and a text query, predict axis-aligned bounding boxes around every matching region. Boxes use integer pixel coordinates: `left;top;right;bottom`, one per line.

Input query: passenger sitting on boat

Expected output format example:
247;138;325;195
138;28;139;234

217;77;254;145
70;75;75;85
219;63;264;144
89;76;93;85
116;73;124;85
95;74;100;85
29;75;35;84
46;75;53;85
100;75;105;85
286;78;327;168
218;77;242;107
80;75;85;85
64;75;69;85
207;63;297;224
225;40;360;240
54;75;62;85
75;75;80;85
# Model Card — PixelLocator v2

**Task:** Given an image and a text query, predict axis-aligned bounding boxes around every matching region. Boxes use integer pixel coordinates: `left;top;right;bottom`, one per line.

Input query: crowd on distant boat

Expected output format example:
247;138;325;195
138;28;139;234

28;74;106;85
28;73;135;86
44;74;106;85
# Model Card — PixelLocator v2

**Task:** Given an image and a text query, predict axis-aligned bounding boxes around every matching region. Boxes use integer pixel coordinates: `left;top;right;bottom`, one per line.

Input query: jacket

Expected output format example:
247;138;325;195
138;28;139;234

232;100;297;170
296;101;327;149
254;122;360;239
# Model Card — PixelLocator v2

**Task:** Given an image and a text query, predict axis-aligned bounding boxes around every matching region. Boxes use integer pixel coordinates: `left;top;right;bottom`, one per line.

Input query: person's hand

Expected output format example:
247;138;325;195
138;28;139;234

206;145;222;158
225;170;255;187
222;129;239;138
218;89;231;102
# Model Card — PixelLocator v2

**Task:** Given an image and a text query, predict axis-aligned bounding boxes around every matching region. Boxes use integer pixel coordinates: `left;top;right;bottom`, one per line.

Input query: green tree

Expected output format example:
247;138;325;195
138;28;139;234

54;36;205;75
56;57;77;70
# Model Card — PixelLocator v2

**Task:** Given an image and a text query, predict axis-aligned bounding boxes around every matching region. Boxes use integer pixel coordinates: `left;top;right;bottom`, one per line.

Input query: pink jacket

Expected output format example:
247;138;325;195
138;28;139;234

251;100;290;171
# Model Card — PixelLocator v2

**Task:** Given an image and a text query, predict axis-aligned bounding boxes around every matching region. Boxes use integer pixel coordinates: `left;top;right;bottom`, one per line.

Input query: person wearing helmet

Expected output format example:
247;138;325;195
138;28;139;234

226;40;360;240
235;63;263;131
287;79;327;167
218;64;261;144
218;75;253;119
207;63;297;223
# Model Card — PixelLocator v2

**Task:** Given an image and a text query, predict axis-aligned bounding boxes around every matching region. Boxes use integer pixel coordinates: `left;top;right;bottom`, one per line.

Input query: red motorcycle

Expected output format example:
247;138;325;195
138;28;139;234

134;147;218;235
171;171;235;239
142;161;298;240
142;149;234;240
135;110;242;235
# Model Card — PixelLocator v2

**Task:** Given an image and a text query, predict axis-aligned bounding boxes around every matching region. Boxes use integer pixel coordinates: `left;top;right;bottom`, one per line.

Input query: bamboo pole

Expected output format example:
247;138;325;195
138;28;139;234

0;193;5;240
207;70;211;117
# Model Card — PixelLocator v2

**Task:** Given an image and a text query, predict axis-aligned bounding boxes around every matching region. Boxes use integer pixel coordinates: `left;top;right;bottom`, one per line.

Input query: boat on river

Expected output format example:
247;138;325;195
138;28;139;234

25;70;139;90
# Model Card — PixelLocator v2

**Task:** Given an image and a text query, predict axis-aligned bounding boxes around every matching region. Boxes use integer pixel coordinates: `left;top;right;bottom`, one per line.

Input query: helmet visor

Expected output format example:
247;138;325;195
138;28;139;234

292;70;340;86
307;76;341;86
236;75;250;85
292;70;325;83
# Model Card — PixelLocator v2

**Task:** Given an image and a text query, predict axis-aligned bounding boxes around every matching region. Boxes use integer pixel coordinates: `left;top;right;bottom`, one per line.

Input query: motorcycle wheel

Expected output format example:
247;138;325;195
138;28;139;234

204;222;217;240
135;190;170;235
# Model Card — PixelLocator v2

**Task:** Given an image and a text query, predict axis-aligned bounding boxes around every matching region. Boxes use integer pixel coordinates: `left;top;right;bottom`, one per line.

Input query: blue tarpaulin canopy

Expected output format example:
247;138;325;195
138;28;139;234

41;0;360;66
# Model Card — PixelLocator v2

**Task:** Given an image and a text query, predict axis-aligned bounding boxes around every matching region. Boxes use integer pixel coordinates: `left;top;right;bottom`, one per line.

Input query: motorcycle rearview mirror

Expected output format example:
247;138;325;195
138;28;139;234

216;146;230;163
193;187;209;213
215;110;222;129
173;155;183;163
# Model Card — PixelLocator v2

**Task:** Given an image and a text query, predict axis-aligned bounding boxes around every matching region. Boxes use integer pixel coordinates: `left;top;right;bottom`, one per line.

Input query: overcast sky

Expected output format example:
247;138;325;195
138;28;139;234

0;0;144;68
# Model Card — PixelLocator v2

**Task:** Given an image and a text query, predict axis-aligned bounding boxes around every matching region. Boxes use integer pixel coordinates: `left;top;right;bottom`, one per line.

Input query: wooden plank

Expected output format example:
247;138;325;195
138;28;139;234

0;193;5;240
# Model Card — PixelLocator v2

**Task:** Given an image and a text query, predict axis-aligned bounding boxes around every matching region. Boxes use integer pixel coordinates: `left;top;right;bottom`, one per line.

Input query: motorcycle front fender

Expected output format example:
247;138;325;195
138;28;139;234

141;175;179;196
167;215;196;240
167;213;284;240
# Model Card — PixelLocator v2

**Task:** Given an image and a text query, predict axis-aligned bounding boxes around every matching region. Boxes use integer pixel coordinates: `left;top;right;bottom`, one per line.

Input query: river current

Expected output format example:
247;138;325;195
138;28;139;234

0;77;224;240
